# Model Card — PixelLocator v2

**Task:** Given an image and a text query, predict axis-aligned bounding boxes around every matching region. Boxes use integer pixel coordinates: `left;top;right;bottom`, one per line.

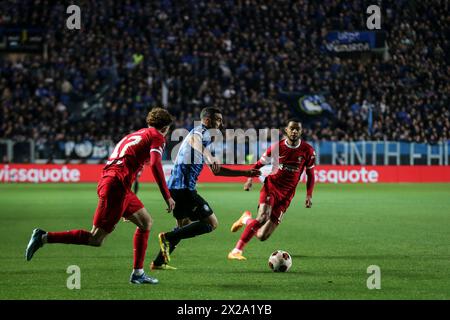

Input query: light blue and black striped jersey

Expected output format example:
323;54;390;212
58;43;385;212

168;124;213;190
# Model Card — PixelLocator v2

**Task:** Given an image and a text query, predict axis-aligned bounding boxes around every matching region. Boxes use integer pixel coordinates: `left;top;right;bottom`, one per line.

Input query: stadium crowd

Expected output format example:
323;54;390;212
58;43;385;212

0;0;449;159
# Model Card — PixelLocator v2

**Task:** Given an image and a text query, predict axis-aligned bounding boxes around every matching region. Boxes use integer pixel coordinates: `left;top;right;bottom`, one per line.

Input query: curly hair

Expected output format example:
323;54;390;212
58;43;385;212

146;108;173;129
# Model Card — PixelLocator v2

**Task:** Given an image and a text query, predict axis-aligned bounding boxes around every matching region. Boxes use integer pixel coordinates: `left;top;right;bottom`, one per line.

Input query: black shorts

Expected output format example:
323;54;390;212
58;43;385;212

170;189;213;221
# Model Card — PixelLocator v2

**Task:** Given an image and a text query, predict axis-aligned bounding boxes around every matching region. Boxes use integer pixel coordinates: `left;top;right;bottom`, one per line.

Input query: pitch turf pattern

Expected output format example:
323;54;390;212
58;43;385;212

0;183;449;299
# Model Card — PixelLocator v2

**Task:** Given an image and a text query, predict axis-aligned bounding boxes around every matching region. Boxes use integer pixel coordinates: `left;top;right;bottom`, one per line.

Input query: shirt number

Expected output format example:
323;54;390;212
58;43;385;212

109;135;143;160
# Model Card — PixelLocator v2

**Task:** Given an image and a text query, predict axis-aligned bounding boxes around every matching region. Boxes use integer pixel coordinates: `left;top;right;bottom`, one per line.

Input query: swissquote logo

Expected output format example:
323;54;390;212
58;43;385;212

0;165;81;183
300;167;379;183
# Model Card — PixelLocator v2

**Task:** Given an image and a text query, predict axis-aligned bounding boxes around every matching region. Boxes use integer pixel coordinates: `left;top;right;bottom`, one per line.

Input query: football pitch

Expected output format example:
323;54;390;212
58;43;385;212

0;183;449;300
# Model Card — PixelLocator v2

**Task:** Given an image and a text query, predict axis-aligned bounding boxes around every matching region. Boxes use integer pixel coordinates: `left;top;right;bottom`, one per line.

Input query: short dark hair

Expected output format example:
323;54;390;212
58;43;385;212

286;118;302;126
200;107;222;120
146;107;173;129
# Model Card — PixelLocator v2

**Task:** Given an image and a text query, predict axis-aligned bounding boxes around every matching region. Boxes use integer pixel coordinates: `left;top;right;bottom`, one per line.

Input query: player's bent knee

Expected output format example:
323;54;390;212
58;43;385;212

210;220;218;230
144;216;153;230
130;209;153;230
259;233;270;241
89;229;108;247
89;236;104;247
255;227;271;241
255;231;263;241
138;221;152;231
204;214;218;230
205;218;218;231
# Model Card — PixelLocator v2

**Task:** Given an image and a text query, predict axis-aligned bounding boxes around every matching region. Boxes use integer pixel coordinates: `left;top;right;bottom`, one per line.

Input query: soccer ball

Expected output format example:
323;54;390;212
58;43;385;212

268;250;292;272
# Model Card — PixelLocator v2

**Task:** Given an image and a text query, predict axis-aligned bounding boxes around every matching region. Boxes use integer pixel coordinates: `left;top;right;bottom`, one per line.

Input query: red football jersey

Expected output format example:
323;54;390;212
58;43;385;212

257;139;316;194
103;127;166;189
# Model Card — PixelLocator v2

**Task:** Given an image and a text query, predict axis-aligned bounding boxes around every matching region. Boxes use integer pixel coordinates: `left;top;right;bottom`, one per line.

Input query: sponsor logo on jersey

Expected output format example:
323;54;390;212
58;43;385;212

278;164;300;172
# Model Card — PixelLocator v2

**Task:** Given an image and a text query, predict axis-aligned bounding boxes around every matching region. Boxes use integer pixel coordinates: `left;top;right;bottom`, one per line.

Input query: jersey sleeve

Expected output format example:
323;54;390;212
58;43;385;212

149;149;171;200
305;147;316;170
253;144;273;169
149;133;166;157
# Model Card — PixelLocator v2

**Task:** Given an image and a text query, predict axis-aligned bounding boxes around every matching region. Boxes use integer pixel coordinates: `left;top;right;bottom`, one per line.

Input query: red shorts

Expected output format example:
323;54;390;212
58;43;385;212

259;179;295;225
93;176;144;233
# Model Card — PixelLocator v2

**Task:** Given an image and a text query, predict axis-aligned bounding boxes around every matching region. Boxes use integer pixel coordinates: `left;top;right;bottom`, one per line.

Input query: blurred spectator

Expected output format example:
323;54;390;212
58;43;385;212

0;0;448;158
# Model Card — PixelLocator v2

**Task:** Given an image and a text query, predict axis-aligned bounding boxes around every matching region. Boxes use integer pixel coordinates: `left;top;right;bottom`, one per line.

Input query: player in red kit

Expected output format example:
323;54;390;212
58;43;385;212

228;119;316;260
25;108;175;284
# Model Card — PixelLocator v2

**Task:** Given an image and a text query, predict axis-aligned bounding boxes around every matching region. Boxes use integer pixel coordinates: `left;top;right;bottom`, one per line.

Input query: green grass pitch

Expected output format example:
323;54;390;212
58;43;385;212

0;183;449;300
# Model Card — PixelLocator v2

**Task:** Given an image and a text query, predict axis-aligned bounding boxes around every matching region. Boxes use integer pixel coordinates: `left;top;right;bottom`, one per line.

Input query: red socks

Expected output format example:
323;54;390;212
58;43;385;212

133;228;150;269
47;228;150;269
235;219;260;251
47;230;91;245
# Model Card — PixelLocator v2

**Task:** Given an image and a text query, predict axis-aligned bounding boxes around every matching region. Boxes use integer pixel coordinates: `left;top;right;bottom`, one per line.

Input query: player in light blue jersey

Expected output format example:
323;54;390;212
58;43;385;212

166;121;215;191
151;107;260;269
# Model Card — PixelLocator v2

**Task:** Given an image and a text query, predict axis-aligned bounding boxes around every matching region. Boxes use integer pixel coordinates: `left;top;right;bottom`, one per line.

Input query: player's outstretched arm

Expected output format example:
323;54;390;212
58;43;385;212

210;165;260;177
149;151;175;212
242;152;271;190
305;167;315;208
